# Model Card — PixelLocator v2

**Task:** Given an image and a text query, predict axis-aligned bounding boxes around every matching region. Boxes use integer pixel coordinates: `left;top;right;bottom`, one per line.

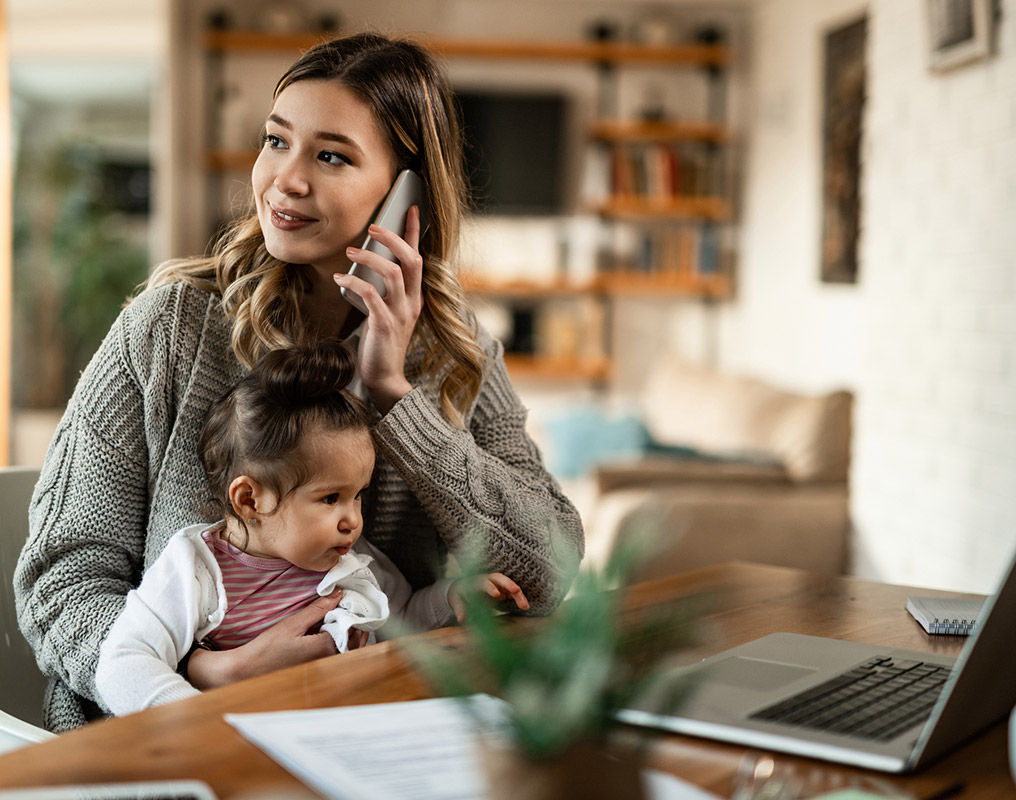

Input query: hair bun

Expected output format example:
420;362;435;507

257;339;356;407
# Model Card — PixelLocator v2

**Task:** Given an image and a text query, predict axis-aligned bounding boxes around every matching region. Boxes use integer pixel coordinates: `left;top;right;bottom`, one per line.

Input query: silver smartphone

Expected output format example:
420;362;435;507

341;169;427;315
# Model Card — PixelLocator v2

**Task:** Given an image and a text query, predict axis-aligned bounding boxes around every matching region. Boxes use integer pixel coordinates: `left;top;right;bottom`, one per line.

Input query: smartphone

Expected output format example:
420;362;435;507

341;169;428;316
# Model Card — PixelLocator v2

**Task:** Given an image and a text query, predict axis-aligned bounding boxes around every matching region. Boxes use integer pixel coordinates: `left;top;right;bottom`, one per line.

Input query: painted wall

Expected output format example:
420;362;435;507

717;0;866;394
730;0;1016;593
853;0;1016;593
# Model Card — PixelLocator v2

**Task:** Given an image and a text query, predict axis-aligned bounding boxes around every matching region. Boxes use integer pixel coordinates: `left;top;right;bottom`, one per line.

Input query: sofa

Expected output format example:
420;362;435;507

581;357;854;582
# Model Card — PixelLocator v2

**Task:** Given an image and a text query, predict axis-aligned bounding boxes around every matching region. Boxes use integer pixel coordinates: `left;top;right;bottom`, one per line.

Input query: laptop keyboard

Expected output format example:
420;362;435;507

750;655;951;742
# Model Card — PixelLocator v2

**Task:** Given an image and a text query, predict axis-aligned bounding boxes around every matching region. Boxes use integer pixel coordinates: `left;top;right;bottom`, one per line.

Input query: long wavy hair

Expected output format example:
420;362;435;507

148;33;485;426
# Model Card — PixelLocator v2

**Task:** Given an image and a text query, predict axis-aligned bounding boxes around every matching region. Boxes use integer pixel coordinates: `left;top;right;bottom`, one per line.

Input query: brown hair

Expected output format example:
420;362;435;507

198;339;371;531
148;33;485;427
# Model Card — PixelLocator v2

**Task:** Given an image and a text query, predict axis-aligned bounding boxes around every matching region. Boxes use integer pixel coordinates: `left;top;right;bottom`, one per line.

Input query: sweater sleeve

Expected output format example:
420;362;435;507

13;285;185;714
372;332;584;615
95;529;217;715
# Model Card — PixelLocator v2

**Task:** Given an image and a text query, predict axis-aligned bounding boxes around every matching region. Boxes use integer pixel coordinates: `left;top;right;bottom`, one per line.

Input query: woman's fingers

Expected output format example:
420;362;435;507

188;591;344;688
286;590;343;635
342;208;424;310
335;265;388;316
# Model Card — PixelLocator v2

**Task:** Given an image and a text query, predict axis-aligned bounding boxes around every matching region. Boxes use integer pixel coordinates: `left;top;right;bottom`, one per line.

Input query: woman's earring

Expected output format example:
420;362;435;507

247;517;258;526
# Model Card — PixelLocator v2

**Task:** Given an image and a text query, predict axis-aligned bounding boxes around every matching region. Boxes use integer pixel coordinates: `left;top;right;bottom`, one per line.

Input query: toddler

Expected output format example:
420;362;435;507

96;340;528;715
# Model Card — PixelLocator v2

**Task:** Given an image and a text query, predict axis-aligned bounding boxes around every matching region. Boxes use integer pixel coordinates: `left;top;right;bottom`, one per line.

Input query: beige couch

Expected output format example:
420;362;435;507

582;358;853;581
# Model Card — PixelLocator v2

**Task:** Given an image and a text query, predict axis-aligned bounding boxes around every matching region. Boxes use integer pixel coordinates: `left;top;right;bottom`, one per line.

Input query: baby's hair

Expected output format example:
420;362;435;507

199;339;372;528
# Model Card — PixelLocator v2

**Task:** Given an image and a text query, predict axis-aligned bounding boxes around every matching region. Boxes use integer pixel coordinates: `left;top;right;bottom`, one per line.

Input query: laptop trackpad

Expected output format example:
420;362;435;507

707;656;817;691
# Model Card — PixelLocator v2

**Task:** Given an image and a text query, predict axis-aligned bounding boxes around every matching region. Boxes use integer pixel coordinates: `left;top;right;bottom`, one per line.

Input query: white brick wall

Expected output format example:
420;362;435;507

735;0;1016;593
852;0;1016;593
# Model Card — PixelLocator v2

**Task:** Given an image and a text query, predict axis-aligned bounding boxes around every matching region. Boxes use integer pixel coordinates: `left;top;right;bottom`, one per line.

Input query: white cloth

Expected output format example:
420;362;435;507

317;551;390;650
96;523;454;716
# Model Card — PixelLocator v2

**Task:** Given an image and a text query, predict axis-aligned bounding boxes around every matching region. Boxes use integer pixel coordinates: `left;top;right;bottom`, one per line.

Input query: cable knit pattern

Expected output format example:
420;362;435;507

14;281;584;732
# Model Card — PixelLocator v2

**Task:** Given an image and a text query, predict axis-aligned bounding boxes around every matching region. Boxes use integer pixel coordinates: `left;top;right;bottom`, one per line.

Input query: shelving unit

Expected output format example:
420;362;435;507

200;28;736;384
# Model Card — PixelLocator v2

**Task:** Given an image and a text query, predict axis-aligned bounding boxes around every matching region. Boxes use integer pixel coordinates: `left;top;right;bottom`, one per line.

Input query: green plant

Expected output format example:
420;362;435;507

13;140;149;408
408;534;705;760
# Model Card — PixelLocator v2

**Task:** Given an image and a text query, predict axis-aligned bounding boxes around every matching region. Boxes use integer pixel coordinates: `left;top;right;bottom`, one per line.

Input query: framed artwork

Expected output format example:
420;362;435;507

926;0;994;72
820;16;867;285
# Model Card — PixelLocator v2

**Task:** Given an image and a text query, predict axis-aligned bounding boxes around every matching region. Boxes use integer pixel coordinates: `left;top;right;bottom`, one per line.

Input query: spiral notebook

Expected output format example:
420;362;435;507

905;595;985;635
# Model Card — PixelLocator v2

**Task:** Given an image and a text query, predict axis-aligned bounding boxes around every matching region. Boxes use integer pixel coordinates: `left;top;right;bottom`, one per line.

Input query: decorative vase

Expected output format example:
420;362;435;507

480;740;646;800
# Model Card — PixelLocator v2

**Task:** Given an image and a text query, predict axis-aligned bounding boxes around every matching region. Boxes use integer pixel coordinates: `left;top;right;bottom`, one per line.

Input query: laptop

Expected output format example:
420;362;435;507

618;545;1016;773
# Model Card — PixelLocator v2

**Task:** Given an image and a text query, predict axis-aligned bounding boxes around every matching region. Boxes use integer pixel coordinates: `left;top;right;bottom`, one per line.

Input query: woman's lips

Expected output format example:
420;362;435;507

270;205;316;231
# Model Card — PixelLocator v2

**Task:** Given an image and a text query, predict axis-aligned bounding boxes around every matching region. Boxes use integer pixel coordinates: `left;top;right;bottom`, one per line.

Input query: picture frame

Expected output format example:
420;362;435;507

926;0;994;72
820;16;867;285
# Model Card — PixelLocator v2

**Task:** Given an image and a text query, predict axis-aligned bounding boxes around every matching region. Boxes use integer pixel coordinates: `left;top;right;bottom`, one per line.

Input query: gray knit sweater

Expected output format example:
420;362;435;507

14;282;583;732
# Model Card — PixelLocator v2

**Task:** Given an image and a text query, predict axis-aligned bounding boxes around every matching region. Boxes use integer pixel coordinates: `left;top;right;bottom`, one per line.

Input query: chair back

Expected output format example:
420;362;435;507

0;466;52;736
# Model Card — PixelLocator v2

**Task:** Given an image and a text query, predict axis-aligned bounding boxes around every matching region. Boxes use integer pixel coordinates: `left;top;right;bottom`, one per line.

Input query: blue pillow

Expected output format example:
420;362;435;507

545;408;651;479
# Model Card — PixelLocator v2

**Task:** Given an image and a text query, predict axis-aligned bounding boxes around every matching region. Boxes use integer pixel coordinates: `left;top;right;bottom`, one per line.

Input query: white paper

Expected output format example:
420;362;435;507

225;695;720;800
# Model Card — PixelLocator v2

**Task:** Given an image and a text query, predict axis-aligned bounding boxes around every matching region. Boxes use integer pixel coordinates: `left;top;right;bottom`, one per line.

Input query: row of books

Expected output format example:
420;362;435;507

603;224;728;276
607;142;721;201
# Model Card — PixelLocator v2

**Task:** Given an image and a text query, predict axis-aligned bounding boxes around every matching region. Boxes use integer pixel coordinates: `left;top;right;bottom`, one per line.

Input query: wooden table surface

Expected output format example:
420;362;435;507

0;562;1012;799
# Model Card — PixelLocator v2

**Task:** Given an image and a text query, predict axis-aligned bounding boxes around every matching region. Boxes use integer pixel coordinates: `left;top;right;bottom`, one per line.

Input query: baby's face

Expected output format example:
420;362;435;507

249;428;375;572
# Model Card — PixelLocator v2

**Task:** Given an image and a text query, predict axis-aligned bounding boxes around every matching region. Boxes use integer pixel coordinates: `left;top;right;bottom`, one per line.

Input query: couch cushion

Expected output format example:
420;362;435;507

639;359;852;483
595;455;789;494
584;482;850;579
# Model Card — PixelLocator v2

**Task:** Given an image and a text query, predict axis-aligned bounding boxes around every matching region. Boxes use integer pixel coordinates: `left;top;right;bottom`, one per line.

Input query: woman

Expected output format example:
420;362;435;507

14;32;583;731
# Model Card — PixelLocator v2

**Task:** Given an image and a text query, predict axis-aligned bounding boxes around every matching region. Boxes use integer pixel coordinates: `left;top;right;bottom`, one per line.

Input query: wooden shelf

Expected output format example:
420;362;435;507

596;270;732;298
204;30;333;52
595;195;732;222
205;149;258;171
204;30;730;67
591;119;730;144
503;354;611;382
462;271;732;300
460;274;597;297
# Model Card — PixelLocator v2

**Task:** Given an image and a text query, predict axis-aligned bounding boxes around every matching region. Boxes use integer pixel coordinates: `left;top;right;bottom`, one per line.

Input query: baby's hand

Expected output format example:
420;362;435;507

448;573;530;623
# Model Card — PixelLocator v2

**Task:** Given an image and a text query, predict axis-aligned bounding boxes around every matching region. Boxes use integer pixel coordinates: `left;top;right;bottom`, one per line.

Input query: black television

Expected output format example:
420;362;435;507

455;89;570;216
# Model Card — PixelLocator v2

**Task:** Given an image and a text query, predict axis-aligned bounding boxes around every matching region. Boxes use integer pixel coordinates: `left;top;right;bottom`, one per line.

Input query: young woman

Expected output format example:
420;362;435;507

95;340;528;717
15;32;583;731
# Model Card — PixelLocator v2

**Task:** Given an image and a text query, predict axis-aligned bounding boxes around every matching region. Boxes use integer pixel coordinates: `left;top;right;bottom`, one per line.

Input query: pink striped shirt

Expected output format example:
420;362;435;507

201;528;325;649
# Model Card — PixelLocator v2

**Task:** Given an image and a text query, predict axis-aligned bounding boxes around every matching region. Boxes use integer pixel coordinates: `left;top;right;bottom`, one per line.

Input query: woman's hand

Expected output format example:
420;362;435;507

185;590;345;690
333;205;424;414
448;573;531;623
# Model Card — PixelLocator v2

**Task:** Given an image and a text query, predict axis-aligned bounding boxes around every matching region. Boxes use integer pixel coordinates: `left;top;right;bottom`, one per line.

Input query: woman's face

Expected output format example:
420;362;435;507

253;79;397;277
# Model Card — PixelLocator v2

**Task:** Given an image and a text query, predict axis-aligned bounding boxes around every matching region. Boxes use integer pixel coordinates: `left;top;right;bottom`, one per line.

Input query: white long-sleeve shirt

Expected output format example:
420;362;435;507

96;523;454;716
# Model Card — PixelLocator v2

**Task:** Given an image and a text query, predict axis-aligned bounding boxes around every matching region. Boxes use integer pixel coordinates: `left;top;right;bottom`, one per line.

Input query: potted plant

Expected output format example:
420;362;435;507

407;534;705;800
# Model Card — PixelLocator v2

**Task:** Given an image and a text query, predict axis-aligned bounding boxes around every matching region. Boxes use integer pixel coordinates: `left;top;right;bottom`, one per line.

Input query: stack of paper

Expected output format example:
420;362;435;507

226;695;720;800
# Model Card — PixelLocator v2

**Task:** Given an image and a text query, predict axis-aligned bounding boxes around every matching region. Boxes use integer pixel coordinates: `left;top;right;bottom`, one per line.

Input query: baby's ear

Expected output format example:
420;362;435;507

228;475;264;520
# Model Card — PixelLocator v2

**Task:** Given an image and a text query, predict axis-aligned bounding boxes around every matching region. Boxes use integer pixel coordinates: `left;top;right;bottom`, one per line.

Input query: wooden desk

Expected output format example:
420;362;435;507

0;562;1012;799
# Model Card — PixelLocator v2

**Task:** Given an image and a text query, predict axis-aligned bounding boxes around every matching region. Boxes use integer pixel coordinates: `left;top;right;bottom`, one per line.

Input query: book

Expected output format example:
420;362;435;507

905;595;985;636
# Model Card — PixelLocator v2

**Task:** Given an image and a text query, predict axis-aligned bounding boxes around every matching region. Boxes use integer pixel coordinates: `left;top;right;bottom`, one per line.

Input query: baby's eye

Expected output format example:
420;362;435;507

323;493;340;505
319;150;351;166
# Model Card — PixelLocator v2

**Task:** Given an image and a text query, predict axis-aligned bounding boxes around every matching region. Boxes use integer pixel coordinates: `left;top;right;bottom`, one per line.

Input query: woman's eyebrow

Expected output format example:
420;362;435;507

267;113;363;154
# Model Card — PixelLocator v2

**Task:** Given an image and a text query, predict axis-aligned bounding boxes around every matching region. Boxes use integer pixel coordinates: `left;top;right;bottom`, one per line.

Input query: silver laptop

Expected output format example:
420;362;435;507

618;546;1016;773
